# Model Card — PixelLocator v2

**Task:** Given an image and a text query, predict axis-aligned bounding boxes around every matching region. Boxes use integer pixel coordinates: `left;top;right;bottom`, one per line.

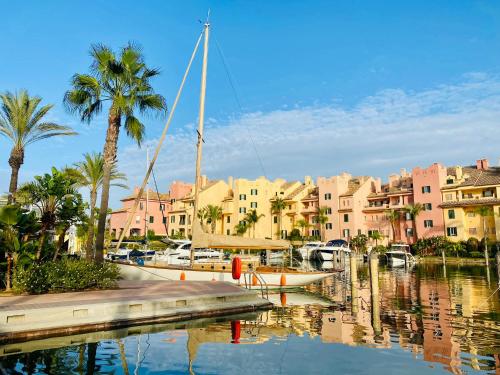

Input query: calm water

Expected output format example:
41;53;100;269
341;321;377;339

1;263;500;374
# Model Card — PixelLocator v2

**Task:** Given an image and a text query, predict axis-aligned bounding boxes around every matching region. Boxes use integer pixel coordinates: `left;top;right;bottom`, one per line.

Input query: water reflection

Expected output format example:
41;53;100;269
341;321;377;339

0;264;499;374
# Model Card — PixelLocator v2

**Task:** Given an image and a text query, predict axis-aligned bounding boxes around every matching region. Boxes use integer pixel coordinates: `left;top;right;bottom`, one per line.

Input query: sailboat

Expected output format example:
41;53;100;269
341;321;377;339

112;17;335;288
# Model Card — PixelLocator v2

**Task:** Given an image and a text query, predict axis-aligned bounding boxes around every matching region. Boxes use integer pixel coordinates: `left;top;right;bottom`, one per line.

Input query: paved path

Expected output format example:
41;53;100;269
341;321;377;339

0;281;248;311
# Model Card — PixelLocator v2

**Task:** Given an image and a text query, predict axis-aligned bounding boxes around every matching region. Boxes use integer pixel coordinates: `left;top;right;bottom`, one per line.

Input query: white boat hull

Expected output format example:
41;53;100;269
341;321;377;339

116;263;334;288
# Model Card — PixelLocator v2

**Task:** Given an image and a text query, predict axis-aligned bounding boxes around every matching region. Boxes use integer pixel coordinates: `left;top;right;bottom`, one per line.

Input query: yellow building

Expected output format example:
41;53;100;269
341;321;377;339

440;161;500;242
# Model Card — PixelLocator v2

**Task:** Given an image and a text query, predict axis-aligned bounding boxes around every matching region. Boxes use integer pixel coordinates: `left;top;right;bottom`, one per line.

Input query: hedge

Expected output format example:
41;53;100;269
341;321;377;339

13;259;120;294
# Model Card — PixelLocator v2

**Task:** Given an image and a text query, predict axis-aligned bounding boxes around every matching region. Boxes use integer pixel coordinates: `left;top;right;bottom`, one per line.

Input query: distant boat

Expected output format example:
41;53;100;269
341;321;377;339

297;241;324;260
385;244;415;267
313;239;351;262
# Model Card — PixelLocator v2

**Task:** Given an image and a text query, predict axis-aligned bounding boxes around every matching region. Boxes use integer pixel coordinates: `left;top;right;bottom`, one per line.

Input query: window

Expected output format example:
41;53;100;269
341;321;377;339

226;216;231;223
423;203;432;211
447;227;458;237
462;193;473;199
239;194;246;201
251;189;258;195
324;193;332;200
342;229;350;238
159;204;165;211
281;230;287;239
135;215;141;224
448;210;455;219
179;215;186;225
445;193;453;201
239;220;246;226
226;229;230;235
358;229;362;235
311;229;320;237
326;223;333;230
251;202;257;209
446;178;454;184
483;190;494;197
467;212;475;218
288;205;292;210
424;220;433;228
273;216;278;224
239;207;247;214
162;217;167;224
170;216;175;223
139;202;144;210
326;207;332;214
170;198;176;204
406;228;414;237
171;229;175;236
149;216;154;223
405;212;412;221
469;228;477;235
422;186;431;193
343;214;349;223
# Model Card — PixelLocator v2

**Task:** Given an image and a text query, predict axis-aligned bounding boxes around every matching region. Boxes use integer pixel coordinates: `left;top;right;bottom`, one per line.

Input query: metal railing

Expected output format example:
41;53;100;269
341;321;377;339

243;268;269;300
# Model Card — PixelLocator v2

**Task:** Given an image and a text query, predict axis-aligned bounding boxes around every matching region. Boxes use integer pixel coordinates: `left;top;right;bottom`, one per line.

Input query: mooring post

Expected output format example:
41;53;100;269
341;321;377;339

496;251;500;286
350;252;359;316
441;249;446;266
369;251;381;337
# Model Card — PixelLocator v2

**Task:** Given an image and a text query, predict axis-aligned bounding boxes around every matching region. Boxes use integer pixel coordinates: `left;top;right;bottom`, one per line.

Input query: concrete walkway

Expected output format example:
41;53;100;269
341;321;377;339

0;280;272;343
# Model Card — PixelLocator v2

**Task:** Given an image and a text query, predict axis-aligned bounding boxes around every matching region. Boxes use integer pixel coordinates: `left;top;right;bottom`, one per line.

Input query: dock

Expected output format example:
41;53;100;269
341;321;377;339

0;280;272;343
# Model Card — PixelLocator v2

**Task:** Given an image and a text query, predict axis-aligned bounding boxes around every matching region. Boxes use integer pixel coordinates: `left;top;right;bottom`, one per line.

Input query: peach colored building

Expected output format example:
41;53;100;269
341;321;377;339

109;181;192;239
412;163;447;239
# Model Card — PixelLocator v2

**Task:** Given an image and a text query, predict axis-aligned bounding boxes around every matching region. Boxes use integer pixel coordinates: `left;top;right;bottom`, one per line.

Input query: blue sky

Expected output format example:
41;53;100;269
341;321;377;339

1;0;500;208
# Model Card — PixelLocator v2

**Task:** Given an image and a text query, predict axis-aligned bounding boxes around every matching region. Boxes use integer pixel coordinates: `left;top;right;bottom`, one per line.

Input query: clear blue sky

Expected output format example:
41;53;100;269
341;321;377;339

1;0;500;207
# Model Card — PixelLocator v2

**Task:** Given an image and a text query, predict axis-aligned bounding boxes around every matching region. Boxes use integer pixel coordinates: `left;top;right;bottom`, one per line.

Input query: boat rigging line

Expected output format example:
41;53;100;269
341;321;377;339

212;30;268;178
151;167;169;238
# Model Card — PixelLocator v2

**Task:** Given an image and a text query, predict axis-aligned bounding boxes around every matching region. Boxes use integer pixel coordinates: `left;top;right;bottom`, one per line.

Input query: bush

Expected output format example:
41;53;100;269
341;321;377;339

469;251;483;258
466;238;479;253
13;259;120;294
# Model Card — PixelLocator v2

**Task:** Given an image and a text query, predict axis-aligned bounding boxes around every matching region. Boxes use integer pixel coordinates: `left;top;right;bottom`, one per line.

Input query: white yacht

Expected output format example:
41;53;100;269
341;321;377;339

297;241;324;260
313;239;351;262
153;240;222;266
385;243;415;267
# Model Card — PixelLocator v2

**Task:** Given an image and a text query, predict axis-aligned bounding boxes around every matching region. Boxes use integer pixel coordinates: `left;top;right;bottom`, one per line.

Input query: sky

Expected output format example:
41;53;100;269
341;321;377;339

1;0;500;209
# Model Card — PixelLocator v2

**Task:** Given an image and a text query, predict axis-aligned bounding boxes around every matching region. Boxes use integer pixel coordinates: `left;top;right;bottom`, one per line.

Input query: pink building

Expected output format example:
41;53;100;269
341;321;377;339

109;181;192;239
412;163;447;239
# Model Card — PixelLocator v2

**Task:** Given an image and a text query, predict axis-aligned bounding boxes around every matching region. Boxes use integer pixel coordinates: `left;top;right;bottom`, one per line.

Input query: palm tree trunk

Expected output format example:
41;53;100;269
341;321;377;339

95;112;121;263
85;189;97;259
390;222;396;243
412;219;418;243
36;226;47;260
483;217;489;266
5;254;11;291
7;147;24;204
53;225;69;261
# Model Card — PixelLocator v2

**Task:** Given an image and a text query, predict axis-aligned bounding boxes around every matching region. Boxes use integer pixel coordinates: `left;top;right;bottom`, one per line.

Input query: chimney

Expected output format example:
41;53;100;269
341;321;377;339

455;166;463;180
304;175;312;185
227;176;233;189
201;175;208;187
476;159;489;170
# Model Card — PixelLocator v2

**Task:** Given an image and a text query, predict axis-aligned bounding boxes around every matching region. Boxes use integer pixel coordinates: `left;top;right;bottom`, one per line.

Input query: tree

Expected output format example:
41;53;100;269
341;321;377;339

295;218;310;243
475;206;493;265
64;44;167;262
245;210;265;238
202;204;223;234
351;234;368;253
271;198;286;239
53;193;87;260
404;203;423;242
317;206;329;241
17;168;79;260
72;152;127;259
369;230;383;247
386;209;400;242
234;221;248;236
0;91;76;203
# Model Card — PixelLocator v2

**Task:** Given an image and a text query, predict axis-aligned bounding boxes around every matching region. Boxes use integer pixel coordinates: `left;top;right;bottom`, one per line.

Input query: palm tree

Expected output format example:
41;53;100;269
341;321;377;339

475;206;493;266
295;218;310;243
0;91;76;203
386;209;400;242
271;197;286;239
369;230;383;247
234;221;248;236
317;206;329;241
72;152;127;259
245;210;265;238
64;44;167;262
404;203;423;242
204;204;222;234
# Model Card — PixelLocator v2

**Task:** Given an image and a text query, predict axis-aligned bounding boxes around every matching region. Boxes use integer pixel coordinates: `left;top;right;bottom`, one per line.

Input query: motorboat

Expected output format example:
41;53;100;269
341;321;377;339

105;248;155;262
297;241;324;260
153;240;222;266
385;244;415;267
313;239;351;262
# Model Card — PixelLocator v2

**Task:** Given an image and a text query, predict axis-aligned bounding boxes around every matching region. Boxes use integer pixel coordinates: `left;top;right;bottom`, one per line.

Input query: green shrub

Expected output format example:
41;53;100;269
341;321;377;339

13;259;120;294
469;251;483;258
466;238;479;253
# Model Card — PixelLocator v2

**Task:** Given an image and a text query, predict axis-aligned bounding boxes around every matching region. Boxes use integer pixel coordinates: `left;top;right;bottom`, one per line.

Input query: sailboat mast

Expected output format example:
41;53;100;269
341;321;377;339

191;21;210;265
145;147;150;245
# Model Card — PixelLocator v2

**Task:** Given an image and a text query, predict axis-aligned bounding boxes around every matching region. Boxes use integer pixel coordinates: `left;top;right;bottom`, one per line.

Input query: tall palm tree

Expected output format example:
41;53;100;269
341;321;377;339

295;218;310;244
271;197;286;239
204;204;222;234
475;206;493;266
404;203;423;243
73;152;127;259
386;209;400;242
317;206;329;241
245;210;265;238
234;221;248;236
0;91;76;203
64;44;167;261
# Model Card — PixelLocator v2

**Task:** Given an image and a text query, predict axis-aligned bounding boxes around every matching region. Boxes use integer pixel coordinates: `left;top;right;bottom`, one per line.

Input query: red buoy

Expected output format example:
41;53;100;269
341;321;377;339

232;257;242;280
231;320;241;344
180;271;186;281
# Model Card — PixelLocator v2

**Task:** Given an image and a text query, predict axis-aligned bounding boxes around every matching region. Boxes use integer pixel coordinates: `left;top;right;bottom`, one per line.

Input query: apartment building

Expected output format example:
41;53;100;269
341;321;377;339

440;159;500;242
